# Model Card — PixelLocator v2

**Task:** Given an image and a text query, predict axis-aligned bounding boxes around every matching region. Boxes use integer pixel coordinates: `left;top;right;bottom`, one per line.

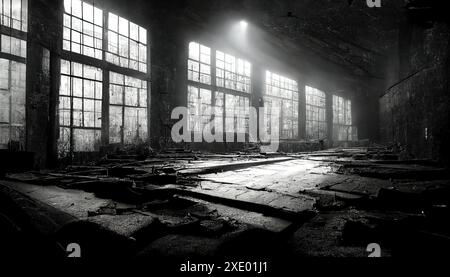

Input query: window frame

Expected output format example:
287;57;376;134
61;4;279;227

58;60;103;156
63;0;104;60
216;50;251;93
264;70;299;140
109;71;148;145
59;0;151;158
305;86;327;141
106;12;148;73
188;42;211;85
62;0;149;74
0;0;28;32
332;95;357;142
0;0;27;150
0;58;26;149
186;41;252;139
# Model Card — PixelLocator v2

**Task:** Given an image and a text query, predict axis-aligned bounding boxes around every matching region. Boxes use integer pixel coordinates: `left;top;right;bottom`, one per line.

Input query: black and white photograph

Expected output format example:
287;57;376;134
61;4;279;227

0;0;449;274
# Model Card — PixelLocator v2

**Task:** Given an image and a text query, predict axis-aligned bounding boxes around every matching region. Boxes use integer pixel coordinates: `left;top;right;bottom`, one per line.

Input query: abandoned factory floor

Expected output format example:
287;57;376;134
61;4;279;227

1;147;450;267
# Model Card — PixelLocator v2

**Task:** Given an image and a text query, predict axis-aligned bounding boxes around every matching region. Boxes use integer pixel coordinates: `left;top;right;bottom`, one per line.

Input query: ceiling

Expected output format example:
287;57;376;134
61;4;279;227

106;0;448;86
175;0;406;81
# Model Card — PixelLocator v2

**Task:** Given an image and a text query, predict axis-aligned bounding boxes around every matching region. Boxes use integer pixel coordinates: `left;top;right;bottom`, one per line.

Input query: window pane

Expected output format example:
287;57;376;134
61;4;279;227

187;42;210;85
82;2;93;22
332;95;356;141
264;71;298;139
305;86;327;140
0;59;26;149
109;72;148;144
1;34;26;58
58;60;103;156
1;0;28;31
64;0;102;59
106;13;147;72
72;0;82;18
216;50;251;93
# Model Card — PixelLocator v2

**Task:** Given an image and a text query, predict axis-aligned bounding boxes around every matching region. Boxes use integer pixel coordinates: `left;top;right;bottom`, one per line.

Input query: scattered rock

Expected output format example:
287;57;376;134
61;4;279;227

199;220;225;236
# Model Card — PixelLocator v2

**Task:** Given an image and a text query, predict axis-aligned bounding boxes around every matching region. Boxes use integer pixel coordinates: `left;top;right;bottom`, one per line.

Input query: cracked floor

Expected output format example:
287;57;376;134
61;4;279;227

1;147;450;268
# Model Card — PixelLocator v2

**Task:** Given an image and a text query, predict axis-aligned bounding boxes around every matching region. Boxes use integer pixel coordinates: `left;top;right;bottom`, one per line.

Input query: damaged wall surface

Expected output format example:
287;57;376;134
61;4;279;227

380;22;450;163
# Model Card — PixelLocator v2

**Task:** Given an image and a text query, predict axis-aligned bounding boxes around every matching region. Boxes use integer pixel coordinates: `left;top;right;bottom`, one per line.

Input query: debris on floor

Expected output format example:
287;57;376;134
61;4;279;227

1;147;449;260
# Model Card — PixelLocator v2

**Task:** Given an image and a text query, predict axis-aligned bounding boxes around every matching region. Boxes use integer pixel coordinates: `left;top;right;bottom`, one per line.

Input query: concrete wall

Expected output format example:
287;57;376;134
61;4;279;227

25;0;63;168
380;22;450;163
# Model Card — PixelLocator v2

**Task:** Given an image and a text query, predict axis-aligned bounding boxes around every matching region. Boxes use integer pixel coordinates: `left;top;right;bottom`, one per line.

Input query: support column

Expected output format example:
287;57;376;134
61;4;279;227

251;64;264;142
26;0;64;168
326;92;334;147
297;76;306;140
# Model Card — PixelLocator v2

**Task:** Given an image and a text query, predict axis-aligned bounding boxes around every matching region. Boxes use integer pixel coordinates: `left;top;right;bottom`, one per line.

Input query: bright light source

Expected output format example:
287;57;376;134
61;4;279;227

240;20;248;29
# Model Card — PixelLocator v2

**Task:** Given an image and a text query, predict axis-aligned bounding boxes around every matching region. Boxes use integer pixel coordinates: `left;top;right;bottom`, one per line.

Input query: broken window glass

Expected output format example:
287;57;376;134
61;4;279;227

305;86;327;141
58;60;103;157
187;85;213;133
332;95;357;141
60;3;150;156
214;92;224;134
187;43;250;138
63;0;103;59
0;2;29;150
106;12;147;73
264;71;299;139
0;58;26;149
216;51;251;93
225;94;249;134
0;34;26;58
109;72;148;145
0;0;27;32
188;42;211;85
